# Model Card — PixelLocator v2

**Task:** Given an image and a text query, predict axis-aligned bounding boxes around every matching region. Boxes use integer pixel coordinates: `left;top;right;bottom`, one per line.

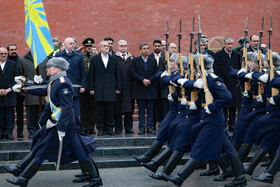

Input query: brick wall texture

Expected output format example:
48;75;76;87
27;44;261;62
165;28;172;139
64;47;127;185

0;0;279;56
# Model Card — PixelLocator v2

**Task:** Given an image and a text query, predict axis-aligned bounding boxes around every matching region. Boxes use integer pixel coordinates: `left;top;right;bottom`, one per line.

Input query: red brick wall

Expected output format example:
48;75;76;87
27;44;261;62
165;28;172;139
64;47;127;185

0;0;279;57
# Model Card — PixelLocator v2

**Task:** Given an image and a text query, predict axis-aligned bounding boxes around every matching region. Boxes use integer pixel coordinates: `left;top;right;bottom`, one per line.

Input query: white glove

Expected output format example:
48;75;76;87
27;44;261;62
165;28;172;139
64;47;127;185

270;97;276;105
243;91;249;98
177;78;188;86
189;101;197;110
245;72;253;79
237;68;245;75
34;75;43;84
46;119;57;129
258;74;269;83
170;80;178;87
12;84;22;93
168;94;174;102
57;130;65;141
193;78;203;89
257;95;264;103
160;71;168;78
181;98;187;105
205;106;211;114
14;76;25;84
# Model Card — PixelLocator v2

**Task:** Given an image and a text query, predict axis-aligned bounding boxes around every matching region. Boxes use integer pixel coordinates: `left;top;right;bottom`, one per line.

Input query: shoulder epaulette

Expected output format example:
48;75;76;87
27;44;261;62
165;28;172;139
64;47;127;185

59;77;65;83
210;73;218;78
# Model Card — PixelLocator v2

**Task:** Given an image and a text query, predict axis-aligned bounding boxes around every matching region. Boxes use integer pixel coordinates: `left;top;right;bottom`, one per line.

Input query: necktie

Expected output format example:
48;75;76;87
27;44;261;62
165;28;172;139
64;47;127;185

122;54;126;62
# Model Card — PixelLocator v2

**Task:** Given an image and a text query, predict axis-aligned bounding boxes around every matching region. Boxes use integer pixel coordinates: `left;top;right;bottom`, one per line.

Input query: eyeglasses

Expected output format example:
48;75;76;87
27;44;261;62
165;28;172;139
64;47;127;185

200;44;206;47
85;45;92;48
10;49;17;51
119;45;127;47
0;53;8;55
102;45;109;47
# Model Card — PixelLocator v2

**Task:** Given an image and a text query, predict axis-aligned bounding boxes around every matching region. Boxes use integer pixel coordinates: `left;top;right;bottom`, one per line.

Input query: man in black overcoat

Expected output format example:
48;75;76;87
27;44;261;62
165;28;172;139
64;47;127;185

213;37;242;131
131;43;158;135
89;41;121;136
0;47;18;139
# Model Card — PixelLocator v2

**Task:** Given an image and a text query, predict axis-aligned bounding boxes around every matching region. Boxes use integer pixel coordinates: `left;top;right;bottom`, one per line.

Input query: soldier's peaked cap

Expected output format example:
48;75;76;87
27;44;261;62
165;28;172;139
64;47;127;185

82;38;95;46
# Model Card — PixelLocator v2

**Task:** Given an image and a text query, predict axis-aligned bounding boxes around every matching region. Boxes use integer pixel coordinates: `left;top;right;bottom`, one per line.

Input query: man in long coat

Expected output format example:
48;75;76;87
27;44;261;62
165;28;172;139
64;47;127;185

214;37;242;131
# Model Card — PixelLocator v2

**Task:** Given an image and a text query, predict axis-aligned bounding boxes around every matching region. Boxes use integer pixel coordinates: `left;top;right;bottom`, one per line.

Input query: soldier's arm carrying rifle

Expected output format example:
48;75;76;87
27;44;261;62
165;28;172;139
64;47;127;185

243;17;250;92
267;14;278;96
189;17;197;102
177;19;185;99
197;15;213;105
258;17;265;95
165;20;175;94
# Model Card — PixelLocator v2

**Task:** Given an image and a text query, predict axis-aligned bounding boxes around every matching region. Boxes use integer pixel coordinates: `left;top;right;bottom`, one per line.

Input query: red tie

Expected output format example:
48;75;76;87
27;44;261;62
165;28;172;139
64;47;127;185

122;54;126;62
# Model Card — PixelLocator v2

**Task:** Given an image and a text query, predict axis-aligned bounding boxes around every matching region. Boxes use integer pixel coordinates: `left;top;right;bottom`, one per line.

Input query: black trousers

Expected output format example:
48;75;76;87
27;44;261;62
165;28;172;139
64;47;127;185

95;101;115;132
223;107;237;129
115;112;133;131
0;106;15;135
80;91;95;131
16;94;24;135
26;105;40;135
154;98;169;124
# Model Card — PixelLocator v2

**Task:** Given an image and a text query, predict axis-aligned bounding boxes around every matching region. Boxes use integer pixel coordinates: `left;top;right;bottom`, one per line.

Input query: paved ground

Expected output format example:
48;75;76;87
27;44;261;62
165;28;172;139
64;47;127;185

0;165;279;187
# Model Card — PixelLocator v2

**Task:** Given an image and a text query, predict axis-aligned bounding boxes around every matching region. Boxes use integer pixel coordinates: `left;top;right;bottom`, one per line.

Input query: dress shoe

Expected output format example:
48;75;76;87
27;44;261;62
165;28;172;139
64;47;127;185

138;130;144;135
108;130;115;136
28;134;34;139
125;129;134;134
97;131;103;136
17;134;24;138
83;130;89;134
115;129;122;134
0;133;5;139
6;134;14;140
147;128;155;134
88;129;95;135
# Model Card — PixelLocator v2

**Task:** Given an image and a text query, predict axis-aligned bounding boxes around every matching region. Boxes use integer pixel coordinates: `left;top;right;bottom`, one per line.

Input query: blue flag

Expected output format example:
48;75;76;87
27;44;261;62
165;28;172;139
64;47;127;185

25;0;54;68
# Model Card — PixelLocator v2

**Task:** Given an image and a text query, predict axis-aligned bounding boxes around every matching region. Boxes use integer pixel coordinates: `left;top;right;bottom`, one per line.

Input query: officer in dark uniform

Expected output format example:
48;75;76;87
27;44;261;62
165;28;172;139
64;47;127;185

80;38;97;134
6;57;101;187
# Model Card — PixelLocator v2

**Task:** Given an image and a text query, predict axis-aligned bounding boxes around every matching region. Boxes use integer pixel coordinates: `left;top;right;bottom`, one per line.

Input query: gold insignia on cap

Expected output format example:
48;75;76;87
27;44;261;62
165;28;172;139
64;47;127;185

88;40;91;44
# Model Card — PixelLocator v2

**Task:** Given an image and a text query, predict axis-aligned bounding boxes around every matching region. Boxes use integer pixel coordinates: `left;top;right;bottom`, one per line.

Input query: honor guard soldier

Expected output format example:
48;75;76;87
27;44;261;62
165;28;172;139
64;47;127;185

6;57;101;187
80;38;97;134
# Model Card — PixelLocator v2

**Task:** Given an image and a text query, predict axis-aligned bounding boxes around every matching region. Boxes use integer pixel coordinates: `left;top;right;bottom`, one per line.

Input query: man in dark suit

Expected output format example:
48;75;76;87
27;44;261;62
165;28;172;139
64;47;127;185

214;37;242;132
247;34;267;54
149;40;168;129
0;47;18;140
55;37;87;118
89;41;121;136
131;43;158;135
104;37;115;56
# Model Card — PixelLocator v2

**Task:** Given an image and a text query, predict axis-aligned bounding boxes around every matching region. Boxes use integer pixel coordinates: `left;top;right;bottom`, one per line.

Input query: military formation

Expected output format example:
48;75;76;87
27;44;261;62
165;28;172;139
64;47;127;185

133;16;280;187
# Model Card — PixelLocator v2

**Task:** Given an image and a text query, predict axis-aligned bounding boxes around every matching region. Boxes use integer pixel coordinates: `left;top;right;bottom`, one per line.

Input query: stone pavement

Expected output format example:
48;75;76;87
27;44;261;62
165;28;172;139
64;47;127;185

0;165;279;187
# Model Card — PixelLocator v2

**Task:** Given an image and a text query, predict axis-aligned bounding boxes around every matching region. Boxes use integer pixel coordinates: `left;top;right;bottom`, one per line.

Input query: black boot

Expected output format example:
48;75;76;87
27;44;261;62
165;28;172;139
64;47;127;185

6;159;41;187
261;149;275;167
3;152;33;177
149;151;183;181
253;153;280;184
73;160;90;183
244;148;267;175
163;158;198;187
225;156;247;187
200;161;220;176
196;160;207;170
142;148;172;173
214;154;233;181
238;143;252;162
132;140;163;164
82;158;102;187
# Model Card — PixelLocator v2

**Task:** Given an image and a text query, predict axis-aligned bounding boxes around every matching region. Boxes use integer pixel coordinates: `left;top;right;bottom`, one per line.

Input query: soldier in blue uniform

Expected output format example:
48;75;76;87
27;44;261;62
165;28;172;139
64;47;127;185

6;57;101;187
163;54;246;187
242;52;280;176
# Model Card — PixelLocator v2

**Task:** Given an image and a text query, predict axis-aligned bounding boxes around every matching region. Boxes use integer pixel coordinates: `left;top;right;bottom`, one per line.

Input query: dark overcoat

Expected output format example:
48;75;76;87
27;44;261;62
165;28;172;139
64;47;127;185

55;49;87;96
0;59;18;107
17;51;47;106
89;53;121;102
131;56;158;100
214;48;242;108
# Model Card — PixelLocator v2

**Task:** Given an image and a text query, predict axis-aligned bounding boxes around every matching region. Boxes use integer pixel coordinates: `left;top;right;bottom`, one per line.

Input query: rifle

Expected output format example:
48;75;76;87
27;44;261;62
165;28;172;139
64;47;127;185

197;15;213;105
164;20;175;93
189;17;198;101
267;14;277;96
177;19;185;99
242;17;250;91
258;17;265;95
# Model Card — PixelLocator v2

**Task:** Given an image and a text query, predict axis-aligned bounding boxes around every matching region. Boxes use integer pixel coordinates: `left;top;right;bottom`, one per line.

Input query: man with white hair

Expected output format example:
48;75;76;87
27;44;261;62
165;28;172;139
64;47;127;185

55;37;86;118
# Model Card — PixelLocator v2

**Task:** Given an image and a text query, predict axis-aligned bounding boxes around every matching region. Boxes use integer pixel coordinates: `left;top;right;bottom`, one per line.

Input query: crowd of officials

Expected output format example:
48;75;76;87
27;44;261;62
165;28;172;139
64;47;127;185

0;34;266;140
